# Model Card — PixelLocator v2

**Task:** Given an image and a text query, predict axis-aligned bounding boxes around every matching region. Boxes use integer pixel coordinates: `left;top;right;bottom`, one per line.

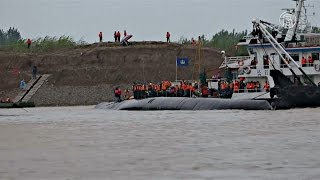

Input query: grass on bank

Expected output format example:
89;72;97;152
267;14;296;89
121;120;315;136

0;36;85;53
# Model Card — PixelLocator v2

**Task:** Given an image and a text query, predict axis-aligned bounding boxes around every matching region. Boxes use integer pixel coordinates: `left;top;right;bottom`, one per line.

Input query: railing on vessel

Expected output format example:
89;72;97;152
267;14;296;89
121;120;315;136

233;89;268;93
219;56;251;68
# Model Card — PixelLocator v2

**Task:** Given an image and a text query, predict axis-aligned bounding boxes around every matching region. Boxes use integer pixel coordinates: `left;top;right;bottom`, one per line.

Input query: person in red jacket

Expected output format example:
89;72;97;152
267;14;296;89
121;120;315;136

308;56;314;66
166;32;171;43
264;81;270;92
27;38;32;49
301;57;307;67
117;31;121;42
114;87;122;102
98;32;103;42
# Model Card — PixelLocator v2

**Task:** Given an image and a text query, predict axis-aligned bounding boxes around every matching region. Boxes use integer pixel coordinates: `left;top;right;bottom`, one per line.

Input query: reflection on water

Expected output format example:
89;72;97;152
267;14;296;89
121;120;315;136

0;107;320;179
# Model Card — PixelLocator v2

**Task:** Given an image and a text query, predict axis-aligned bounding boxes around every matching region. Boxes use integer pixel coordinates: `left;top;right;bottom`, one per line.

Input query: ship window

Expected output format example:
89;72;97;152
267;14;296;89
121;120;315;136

289;54;300;61
312;53;319;60
249;39;258;44
277;37;285;43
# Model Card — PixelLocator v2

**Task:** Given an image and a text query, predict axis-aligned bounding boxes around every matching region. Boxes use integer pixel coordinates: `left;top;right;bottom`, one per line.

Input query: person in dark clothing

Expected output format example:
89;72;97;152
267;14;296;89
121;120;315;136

99;32;103;42
114;31;117;42
32;66;37;79
251;57;257;69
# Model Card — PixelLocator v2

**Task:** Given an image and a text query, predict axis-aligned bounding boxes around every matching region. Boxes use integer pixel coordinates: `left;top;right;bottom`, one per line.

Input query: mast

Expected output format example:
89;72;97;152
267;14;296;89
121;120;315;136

284;0;305;42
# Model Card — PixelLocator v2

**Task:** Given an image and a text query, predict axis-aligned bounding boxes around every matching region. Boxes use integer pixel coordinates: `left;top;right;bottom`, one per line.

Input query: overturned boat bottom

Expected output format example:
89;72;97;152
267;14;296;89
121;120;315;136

96;97;279;111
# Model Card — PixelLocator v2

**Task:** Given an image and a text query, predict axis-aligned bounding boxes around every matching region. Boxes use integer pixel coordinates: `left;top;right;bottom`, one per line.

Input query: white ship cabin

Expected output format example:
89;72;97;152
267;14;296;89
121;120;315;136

214;0;320;100
219;34;320;90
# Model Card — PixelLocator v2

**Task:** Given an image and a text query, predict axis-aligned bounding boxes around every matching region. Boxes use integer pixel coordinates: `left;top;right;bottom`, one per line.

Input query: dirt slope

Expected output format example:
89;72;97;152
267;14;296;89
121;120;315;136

0;42;224;105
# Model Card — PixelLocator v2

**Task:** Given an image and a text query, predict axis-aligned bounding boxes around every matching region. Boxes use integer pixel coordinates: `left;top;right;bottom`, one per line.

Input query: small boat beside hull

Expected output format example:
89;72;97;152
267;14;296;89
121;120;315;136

0;102;35;108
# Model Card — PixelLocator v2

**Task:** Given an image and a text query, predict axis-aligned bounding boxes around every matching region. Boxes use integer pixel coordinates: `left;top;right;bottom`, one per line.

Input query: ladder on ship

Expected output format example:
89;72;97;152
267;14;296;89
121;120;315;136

13;74;50;103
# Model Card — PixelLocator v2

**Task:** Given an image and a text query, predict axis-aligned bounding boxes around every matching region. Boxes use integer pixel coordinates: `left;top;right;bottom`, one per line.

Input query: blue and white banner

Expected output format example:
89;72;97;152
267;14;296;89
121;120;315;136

176;58;189;67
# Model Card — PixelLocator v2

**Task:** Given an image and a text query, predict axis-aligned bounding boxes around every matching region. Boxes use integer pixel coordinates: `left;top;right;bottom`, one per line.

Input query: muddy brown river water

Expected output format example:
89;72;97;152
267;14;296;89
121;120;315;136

0;106;320;180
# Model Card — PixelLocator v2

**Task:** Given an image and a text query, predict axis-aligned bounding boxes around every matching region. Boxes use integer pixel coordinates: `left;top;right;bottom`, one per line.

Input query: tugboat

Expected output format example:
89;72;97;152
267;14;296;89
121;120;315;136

216;0;320;108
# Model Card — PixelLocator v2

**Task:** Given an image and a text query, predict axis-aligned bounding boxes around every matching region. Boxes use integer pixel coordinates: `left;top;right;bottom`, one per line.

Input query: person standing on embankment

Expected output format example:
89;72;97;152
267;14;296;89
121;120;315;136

117;31;121;42
32;66;37;79
114;31;117;42
166;32;171;43
27;38;32;49
20;79;26;90
99;32;103;42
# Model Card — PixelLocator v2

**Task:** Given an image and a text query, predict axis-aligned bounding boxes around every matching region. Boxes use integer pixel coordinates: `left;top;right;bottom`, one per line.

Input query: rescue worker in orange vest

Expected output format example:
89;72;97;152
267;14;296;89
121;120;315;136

27;38;32;49
132;83;138;99
155;84;161;97
114;87;122;102
138;84;143;99
188;84;195;97
201;85;209;97
99;32;103;42
263;81;270;92
166;32;171;43
246;82;251;92
251;82;256;92
301;57;307;67
221;82;226;91
308;56;314;66
229;82;234;90
256;81;261;92
175;85;179;97
141;84;146;98
234;81;240;93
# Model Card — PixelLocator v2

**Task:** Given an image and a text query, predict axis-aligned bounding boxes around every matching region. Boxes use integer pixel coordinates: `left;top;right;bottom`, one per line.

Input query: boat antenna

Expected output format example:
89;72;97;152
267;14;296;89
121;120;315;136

284;0;306;41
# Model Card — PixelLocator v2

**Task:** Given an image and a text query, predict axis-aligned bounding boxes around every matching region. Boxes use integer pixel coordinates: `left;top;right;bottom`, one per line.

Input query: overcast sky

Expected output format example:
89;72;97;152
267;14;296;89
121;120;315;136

1;0;319;43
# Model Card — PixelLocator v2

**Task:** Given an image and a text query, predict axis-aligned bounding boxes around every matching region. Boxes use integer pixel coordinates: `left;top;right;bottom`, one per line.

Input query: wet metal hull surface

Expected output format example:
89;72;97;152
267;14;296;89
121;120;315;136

96;97;273;110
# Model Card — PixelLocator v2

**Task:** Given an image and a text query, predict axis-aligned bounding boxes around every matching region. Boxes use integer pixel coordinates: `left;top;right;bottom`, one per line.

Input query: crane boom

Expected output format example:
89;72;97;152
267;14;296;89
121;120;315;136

252;18;317;86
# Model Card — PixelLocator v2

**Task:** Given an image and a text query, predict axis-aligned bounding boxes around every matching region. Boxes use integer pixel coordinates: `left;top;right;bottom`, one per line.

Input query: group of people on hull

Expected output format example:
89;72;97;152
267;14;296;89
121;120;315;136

131;80;209;99
114;79;271;101
219;79;270;95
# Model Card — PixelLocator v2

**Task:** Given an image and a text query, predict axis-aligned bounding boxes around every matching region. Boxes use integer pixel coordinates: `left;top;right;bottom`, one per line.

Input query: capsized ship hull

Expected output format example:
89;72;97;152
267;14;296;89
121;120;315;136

96;97;273;110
